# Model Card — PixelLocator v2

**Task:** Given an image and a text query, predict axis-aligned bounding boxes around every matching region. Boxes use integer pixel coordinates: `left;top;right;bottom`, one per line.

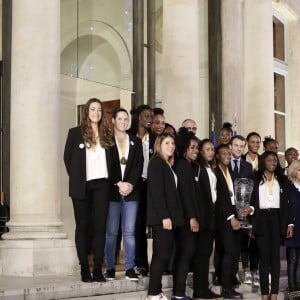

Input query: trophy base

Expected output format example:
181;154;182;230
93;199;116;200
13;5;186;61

240;223;253;230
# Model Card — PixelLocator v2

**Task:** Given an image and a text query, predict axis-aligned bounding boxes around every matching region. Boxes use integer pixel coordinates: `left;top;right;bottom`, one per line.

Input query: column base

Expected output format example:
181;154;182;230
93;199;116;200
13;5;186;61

0;239;78;276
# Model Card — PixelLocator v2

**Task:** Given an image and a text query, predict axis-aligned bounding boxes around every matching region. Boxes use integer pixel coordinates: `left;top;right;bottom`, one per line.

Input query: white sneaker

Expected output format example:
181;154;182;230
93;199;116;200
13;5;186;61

253;271;260;287
244;271;252;284
146;294;168;300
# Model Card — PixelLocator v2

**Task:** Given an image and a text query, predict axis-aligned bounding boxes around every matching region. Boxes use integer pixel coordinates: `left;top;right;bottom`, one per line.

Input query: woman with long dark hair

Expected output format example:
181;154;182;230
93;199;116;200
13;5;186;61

251;151;293;300
64;98;114;282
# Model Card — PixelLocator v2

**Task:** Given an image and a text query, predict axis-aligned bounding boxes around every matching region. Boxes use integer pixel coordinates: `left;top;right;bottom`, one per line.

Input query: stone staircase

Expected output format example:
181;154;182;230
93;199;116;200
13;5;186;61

0;270;289;300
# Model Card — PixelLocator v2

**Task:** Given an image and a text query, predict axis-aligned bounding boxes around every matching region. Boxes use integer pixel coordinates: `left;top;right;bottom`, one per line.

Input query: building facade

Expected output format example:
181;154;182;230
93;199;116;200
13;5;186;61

0;0;299;276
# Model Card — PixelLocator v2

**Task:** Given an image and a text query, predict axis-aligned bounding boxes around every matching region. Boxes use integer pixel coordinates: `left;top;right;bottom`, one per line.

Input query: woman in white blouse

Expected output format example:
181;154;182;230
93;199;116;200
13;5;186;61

251;150;293;300
64;98;114;282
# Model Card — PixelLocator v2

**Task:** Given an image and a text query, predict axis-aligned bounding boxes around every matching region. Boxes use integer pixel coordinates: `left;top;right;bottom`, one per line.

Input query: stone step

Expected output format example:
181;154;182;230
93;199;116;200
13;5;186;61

0;266;289;300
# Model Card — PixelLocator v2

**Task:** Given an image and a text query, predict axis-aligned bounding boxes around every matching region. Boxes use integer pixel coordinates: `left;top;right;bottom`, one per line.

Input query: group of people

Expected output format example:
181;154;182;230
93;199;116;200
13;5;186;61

64;98;300;300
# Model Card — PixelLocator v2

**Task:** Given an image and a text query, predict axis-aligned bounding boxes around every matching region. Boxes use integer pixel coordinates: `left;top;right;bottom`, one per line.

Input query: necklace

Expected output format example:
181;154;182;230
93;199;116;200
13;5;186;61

117;134;128;165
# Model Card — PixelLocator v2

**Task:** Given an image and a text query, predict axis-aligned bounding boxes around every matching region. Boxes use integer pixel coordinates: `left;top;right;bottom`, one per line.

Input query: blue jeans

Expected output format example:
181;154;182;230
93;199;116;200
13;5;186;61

105;198;139;270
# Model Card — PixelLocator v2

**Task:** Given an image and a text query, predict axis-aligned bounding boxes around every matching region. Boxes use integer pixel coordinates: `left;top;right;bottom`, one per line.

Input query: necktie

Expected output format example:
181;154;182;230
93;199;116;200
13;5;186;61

233;159;239;178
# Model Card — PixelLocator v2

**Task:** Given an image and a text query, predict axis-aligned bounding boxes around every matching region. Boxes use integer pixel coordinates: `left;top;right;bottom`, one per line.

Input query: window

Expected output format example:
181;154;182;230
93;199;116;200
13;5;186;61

273;15;287;166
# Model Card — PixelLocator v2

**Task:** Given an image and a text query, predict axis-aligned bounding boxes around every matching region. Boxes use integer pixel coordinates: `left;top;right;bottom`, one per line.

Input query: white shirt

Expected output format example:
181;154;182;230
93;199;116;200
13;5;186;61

245;154;259;172
259;178;280;209
171;167;178;187
206;167;217;203
86;142;108;181
142;133;150;179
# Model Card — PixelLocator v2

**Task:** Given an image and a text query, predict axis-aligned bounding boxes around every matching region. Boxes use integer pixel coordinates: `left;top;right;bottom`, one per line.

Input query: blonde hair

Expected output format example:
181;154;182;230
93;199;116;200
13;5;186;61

288;159;300;183
153;133;175;166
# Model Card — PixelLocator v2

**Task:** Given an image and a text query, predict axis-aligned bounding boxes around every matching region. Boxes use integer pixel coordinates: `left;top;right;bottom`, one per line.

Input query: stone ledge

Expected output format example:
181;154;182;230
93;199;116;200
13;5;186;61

0;274;175;300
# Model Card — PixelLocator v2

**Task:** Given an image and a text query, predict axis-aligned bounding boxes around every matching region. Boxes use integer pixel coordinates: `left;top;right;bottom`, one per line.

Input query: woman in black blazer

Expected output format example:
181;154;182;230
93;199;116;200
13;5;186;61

193;138;223;300
214;143;243;299
64;98;114;282
104;108;143;281
173;130;200;300
251;151;293;300
146;133;184;300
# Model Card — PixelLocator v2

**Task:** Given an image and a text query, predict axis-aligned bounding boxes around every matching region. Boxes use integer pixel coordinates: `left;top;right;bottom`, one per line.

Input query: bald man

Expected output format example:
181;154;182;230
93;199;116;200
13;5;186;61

182;119;197;134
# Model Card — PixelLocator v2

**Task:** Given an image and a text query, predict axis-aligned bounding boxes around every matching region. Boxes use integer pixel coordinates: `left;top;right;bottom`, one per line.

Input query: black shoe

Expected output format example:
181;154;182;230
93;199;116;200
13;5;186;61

105;268;115;281
135;267;149;277
213;274;222;286
93;265;106;282
221;288;243;299
125;268;139;281
80;264;92;283
232;276;241;286
195;289;224;299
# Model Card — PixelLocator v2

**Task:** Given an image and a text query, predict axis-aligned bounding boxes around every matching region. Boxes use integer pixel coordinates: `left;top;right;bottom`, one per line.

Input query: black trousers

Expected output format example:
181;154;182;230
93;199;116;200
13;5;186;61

256;209;281;295
173;226;197;296
214;230;224;279
287;247;300;291
193;230;214;297
135;180;149;269
72;179;109;267
148;225;175;296
220;224;241;289
241;232;259;271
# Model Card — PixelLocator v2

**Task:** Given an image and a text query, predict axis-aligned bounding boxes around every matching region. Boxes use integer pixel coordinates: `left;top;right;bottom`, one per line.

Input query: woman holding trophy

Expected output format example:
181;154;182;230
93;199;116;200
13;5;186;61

251;150;294;300
215;143;244;299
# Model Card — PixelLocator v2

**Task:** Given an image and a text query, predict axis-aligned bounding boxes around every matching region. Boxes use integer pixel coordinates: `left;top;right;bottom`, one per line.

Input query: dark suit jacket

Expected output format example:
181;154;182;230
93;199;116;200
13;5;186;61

63;126;112;200
197;165;215;232
110;134;143;202
174;159;201;225
215;166;237;230
250;174;293;237
146;156;184;227
229;158;253;183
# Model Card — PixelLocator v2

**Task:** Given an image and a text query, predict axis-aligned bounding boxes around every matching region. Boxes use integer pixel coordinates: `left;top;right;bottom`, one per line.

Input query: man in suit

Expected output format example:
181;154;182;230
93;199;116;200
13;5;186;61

230;135;254;286
229;135;253;182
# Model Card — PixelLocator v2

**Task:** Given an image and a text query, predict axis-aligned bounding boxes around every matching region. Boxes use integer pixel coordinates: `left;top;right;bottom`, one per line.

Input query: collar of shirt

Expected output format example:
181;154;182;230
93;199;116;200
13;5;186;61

294;182;300;192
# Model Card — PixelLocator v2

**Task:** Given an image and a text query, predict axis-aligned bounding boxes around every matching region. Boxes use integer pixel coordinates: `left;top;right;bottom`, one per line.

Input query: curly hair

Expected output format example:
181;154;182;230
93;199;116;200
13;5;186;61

81;98;114;149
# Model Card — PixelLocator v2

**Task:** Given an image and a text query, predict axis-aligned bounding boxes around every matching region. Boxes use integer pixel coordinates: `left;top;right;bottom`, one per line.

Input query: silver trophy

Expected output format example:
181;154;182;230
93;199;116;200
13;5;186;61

234;178;254;230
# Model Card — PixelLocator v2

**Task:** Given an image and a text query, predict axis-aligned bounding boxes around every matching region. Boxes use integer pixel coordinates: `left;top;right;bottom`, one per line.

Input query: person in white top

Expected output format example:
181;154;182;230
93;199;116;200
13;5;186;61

251;150;294;300
64;98;114;283
104;108;143;282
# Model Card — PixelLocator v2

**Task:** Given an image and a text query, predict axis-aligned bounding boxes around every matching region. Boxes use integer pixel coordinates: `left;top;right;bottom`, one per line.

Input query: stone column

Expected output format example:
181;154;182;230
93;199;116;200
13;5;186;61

243;0;274;138
221;0;245;133
0;0;77;276
161;0;209;137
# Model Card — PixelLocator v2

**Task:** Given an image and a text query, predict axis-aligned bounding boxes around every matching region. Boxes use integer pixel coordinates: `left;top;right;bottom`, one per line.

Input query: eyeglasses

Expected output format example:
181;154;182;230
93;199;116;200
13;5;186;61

187;127;197;132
